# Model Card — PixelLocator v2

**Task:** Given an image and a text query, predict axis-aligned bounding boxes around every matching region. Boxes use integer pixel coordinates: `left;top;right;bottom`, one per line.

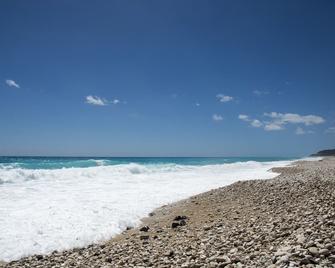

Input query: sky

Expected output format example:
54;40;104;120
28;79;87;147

0;0;334;157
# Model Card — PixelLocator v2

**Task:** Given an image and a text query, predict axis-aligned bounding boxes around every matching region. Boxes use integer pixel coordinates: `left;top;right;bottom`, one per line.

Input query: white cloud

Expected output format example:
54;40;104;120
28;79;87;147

326;127;335;134
238;114;262;128
238;114;250;121
212;114;223;121
264;123;284;131
85;96;123;106
264;112;325;126
253;90;269;96
85;95;108;106
111;99;120;104
5;79;20;88
216;94;233;103
239;111;324;133
251;119;263;128
195;102;200;107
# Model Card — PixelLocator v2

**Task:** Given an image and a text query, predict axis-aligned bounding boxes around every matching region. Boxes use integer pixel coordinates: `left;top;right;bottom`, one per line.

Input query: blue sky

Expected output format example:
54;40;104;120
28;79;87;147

0;0;334;157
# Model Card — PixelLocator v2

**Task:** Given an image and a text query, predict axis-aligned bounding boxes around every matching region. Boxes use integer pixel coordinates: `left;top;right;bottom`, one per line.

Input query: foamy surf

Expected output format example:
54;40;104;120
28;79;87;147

0;159;295;261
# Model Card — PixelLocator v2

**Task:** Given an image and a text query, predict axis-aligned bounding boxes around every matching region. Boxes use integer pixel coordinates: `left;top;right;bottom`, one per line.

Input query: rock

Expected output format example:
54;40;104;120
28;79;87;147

139;226;150;232
209;261;218;267
105;256;112;263
296;233;306;244
300;258;310;265
164;250;174;257
174;215;188;221
274;247;290;257
308;247;319;256
216;255;231;263
139;235;149;240
325;243;333;250
306;241;316;248
179;219;187;226
319;248;330;256
277;255;289;264
305;229;313;235
203;225;211;231
171;222;180;228
36;255;43;260
328;255;335;263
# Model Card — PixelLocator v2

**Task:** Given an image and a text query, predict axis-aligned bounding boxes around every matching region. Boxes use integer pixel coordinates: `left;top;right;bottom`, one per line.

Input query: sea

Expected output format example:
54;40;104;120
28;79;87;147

0;156;305;261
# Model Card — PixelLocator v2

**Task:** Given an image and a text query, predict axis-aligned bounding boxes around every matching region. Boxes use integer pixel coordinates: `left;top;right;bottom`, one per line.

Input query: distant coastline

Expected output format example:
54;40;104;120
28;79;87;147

311;148;335;157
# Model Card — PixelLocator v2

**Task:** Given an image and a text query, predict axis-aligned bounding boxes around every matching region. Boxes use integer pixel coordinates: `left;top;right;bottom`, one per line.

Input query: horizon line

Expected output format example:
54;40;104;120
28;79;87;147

0;155;302;158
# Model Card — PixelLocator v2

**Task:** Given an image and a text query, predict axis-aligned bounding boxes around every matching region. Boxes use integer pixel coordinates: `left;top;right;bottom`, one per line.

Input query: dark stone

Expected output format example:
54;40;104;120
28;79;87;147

167;250;174;257
36;255;43;260
171;222;180;228
328;255;335;263
179;219;187;226
126;226;133;230
149;212;156;217
140;226;150;232
309;258;319;265
140;235;150;240
174;215;188;221
105;256;113;263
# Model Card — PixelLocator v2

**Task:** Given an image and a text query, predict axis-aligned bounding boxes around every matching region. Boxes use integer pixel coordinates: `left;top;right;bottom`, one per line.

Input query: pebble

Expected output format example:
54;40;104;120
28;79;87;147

139;226;150;232
308;247;319;256
139;235;149;240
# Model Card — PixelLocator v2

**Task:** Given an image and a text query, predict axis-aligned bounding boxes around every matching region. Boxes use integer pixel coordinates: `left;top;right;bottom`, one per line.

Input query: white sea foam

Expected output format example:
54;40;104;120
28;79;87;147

299;156;323;162
0;160;293;261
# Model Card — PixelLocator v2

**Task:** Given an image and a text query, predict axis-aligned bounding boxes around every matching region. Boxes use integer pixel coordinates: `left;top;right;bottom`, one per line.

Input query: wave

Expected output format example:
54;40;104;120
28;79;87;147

0;160;294;185
0;159;294;261
298;156;323;162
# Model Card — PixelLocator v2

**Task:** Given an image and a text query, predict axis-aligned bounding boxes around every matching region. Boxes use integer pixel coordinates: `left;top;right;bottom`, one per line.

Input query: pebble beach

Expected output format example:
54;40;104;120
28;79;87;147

2;157;335;268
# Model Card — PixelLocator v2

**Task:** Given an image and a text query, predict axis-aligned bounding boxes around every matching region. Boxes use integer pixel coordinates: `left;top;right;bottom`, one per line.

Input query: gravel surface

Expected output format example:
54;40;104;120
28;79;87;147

2;157;335;268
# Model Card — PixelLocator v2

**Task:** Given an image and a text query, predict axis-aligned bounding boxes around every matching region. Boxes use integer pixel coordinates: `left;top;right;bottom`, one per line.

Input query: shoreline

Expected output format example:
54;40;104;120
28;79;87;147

2;157;335;267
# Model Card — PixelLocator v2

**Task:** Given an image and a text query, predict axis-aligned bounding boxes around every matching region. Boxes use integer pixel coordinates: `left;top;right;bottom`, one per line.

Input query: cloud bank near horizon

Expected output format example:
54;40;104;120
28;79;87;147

239;112;325;133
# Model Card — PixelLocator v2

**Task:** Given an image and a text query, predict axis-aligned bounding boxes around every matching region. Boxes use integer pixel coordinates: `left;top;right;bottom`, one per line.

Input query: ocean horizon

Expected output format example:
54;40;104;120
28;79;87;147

0;156;298;169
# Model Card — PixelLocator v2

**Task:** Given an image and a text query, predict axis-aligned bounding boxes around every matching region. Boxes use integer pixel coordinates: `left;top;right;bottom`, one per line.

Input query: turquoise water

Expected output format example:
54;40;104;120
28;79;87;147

0;156;296;170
